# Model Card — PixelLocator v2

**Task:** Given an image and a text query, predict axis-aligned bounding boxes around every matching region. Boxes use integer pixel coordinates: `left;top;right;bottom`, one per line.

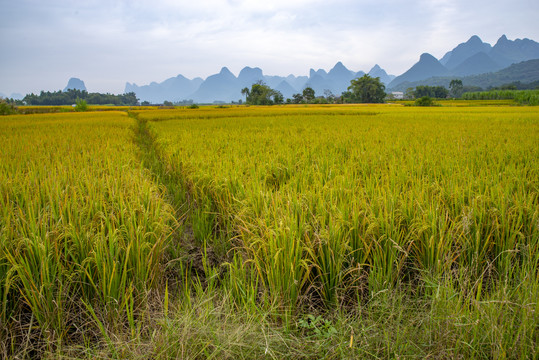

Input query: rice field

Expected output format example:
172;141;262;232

0;112;176;355
141;105;539;300
1;104;538;358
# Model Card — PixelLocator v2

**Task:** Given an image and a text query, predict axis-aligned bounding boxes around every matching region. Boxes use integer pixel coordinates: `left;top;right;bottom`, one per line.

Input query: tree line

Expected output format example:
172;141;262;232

241;75;539;106
240;76;478;106
242;74;388;105
21;89;139;106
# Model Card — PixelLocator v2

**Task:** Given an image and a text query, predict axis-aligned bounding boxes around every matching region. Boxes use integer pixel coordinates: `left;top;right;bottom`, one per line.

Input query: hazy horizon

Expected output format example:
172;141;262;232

1;0;538;96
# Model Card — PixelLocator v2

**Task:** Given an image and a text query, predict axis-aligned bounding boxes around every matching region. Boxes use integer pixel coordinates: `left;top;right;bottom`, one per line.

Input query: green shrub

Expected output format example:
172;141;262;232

0;98;18;115
415;96;434;106
74;98;88;112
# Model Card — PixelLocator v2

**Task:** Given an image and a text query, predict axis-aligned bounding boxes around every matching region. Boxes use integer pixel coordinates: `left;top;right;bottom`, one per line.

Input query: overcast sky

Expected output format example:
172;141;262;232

1;0;538;95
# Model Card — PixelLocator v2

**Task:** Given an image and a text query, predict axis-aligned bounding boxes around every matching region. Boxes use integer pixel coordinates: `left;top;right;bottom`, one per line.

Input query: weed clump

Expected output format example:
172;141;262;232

415;96;434;106
0;98;18;115
74;98;88;111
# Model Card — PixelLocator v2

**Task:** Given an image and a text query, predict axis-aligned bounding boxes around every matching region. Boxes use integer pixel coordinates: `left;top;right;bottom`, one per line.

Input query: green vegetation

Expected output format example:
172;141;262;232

345;74;386;103
302;86;316;102
0;98;18;115
1;112;175;358
462;89;539;105
241;82;284;105
289;87;319;104
449;79;464;97
390;59;539;92
2;104;538;358
489;80;539;90
286;75;386;104
74;98;88;111
414;96;435;106
23;89;139;106
413;85;449;98
141;104;537;357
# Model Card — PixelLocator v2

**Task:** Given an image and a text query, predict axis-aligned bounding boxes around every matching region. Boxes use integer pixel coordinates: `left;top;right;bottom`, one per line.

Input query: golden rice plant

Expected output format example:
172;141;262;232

0;111;175;343
140;104;538;307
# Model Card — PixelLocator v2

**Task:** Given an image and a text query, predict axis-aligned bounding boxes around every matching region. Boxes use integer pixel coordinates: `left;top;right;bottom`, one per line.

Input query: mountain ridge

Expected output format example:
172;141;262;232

64;78;87;92
388;59;539;91
57;34;539;103
125;61;386;103
387;35;539;89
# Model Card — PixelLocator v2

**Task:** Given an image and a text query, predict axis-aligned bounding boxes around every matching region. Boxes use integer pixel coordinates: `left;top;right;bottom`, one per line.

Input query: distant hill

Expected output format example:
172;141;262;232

368;65;395;86
326;62;358;93
1;92;24;100
238;67;264;88
125;75;202;104
389;59;539;91
489;35;539;68
275;80;297;99
451;52;501;76
303;62;362;96
190;67;240;103
125;62;393;103
120;34;538;103
388;35;539;90
461;59;539;88
440;35;493;69
64;78;87;92
388;53;449;88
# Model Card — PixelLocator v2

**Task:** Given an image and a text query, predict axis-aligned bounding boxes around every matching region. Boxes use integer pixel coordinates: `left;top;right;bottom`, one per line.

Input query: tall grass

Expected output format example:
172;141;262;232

142;105;537;302
2;104;538;358
135;104;538;357
462;89;539;105
0;112;175;352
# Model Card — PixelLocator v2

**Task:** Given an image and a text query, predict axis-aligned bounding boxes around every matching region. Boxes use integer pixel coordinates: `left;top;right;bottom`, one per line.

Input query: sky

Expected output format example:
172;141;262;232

1;0;538;96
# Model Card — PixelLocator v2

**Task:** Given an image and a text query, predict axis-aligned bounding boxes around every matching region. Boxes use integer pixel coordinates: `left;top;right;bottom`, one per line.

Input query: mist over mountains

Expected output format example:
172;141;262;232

52;35;539;104
388;35;539;89
124;62;394;103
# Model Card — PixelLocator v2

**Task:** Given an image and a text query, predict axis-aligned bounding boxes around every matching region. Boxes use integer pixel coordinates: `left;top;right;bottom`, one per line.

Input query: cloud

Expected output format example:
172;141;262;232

1;0;538;94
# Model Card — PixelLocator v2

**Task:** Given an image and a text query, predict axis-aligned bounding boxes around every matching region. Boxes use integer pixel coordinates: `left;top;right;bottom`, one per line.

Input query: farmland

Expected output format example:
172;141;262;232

1;104;538;358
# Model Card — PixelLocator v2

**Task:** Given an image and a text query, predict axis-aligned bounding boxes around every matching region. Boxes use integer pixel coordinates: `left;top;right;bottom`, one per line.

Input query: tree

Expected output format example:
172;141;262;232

21;89;138;105
243;82;282;105
121;92;139;106
74;98;88;112
415;96;434;106
433;86;449;98
273;91;284;105
241;87;250;101
339;91;353;103
347;74;386;103
405;87;415;100
414;85;431;98
462;85;483;94
449;79;464;98
413;85;448;99
302;87;315;103
324;89;335;103
292;93;303;104
0;98;18;115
